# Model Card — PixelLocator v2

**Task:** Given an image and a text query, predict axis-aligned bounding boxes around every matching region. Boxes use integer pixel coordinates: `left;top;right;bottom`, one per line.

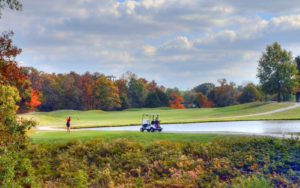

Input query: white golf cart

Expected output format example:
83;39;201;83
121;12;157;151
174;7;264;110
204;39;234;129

140;114;162;132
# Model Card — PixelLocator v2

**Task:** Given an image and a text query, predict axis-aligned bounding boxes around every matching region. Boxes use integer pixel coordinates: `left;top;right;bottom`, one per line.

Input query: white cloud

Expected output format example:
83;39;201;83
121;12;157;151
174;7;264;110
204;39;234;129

140;0;166;9
271;15;300;30
160;36;193;52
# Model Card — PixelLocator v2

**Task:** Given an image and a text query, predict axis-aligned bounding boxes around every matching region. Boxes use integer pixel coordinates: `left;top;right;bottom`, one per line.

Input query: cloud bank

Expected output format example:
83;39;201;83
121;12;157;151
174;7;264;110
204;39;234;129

1;0;300;88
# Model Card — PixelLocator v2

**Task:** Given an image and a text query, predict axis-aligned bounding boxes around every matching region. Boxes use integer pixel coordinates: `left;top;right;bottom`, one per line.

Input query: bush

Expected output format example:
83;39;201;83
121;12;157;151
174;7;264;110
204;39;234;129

0;151;38;187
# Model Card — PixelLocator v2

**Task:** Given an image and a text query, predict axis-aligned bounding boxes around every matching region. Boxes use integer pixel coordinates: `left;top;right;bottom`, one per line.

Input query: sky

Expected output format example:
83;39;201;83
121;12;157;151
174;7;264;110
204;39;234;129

1;0;300;89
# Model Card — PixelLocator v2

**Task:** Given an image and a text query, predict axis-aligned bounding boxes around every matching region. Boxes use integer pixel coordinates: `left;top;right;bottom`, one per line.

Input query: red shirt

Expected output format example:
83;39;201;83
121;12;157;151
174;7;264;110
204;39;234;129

66;117;71;123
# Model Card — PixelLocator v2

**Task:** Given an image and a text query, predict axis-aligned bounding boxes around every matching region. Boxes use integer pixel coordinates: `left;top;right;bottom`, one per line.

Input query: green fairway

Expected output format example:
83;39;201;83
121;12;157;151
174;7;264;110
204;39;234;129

30;131;225;144
20;102;297;128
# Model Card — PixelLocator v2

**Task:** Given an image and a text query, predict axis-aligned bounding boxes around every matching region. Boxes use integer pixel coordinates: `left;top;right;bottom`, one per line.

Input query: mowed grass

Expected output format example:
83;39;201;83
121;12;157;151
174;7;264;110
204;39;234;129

20;102;296;128
30;131;225;144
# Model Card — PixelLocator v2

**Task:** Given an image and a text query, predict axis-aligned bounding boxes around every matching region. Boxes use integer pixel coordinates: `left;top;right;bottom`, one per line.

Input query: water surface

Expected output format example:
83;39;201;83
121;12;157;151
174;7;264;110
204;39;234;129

81;120;300;135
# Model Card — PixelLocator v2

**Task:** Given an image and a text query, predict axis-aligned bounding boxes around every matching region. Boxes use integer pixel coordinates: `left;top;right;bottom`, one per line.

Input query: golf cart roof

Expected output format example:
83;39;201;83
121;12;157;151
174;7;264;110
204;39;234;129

143;113;159;116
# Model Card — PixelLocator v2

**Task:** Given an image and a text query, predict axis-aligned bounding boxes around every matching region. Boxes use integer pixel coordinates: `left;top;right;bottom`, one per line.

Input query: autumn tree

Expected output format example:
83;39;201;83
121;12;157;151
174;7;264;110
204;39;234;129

257;42;298;102
95;76;121;110
79;72;95;110
0;3;39;187
169;92;185;109
26;67;44;90
194;92;214;108
26;90;41;111
0;31;38;112
210;79;239;107
238;84;261;103
0;0;34;147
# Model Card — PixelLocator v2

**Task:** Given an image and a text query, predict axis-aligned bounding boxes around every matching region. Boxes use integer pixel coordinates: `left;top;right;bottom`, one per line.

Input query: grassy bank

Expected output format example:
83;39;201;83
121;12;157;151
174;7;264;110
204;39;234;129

30;131;225;144
20;102;297;128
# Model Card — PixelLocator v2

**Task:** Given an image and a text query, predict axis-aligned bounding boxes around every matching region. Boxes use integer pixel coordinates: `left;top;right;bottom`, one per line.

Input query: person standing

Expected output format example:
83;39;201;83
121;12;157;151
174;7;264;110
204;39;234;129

66;116;71;132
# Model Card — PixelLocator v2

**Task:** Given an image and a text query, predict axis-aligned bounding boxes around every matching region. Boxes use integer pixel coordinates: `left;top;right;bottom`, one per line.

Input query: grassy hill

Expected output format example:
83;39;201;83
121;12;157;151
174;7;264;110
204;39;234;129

20;102;298;128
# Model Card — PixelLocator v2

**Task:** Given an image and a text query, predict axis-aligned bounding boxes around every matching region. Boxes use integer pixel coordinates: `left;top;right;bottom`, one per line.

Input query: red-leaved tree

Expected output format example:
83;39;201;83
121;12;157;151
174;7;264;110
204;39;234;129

26;90;41;111
169;92;185;109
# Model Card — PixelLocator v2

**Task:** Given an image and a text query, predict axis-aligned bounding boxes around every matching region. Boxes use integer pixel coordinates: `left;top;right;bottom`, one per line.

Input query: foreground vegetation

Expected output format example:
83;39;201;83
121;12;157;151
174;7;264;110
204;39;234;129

3;137;300;187
20;102;295;128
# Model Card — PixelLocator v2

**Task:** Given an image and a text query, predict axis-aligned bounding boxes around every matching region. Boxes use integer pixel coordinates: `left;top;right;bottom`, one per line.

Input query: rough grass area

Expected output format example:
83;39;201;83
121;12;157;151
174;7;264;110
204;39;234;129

23;137;300;187
30;131;224;144
20;102;296;128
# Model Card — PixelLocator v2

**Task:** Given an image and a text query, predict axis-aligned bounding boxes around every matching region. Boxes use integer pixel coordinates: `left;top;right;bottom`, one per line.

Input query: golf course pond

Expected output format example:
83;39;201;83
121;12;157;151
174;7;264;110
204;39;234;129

80;120;300;136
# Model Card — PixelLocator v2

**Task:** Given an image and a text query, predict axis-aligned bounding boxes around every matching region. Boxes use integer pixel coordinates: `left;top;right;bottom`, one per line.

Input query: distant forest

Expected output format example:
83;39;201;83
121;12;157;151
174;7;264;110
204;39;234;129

23;67;263;111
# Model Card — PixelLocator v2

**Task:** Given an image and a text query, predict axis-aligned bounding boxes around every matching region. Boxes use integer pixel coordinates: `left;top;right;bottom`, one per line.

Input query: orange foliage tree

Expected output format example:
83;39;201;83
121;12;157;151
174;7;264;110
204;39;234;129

169;92;185;109
196;92;214;108
26;90;41;111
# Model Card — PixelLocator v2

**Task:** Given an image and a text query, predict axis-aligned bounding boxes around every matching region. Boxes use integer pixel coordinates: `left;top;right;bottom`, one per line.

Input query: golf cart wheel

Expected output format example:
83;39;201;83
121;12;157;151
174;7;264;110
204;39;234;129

140;128;144;132
150;128;155;132
158;129;162;132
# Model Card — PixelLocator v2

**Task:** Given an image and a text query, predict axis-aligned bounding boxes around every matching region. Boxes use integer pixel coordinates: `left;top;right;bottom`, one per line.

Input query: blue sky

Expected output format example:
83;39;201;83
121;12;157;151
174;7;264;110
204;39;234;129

1;0;300;89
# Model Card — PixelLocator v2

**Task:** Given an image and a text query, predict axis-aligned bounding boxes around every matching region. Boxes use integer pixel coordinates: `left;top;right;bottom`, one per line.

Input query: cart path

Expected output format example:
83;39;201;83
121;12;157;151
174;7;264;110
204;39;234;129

37;126;86;131
229;102;300;118
37;126;66;131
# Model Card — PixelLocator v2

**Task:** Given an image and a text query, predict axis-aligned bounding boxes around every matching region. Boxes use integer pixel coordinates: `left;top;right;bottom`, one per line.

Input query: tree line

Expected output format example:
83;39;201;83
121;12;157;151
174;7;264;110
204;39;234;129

24;68;273;111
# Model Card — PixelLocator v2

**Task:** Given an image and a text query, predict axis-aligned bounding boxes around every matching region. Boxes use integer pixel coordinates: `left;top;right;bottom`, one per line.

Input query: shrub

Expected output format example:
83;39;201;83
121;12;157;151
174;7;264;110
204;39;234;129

231;175;272;188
